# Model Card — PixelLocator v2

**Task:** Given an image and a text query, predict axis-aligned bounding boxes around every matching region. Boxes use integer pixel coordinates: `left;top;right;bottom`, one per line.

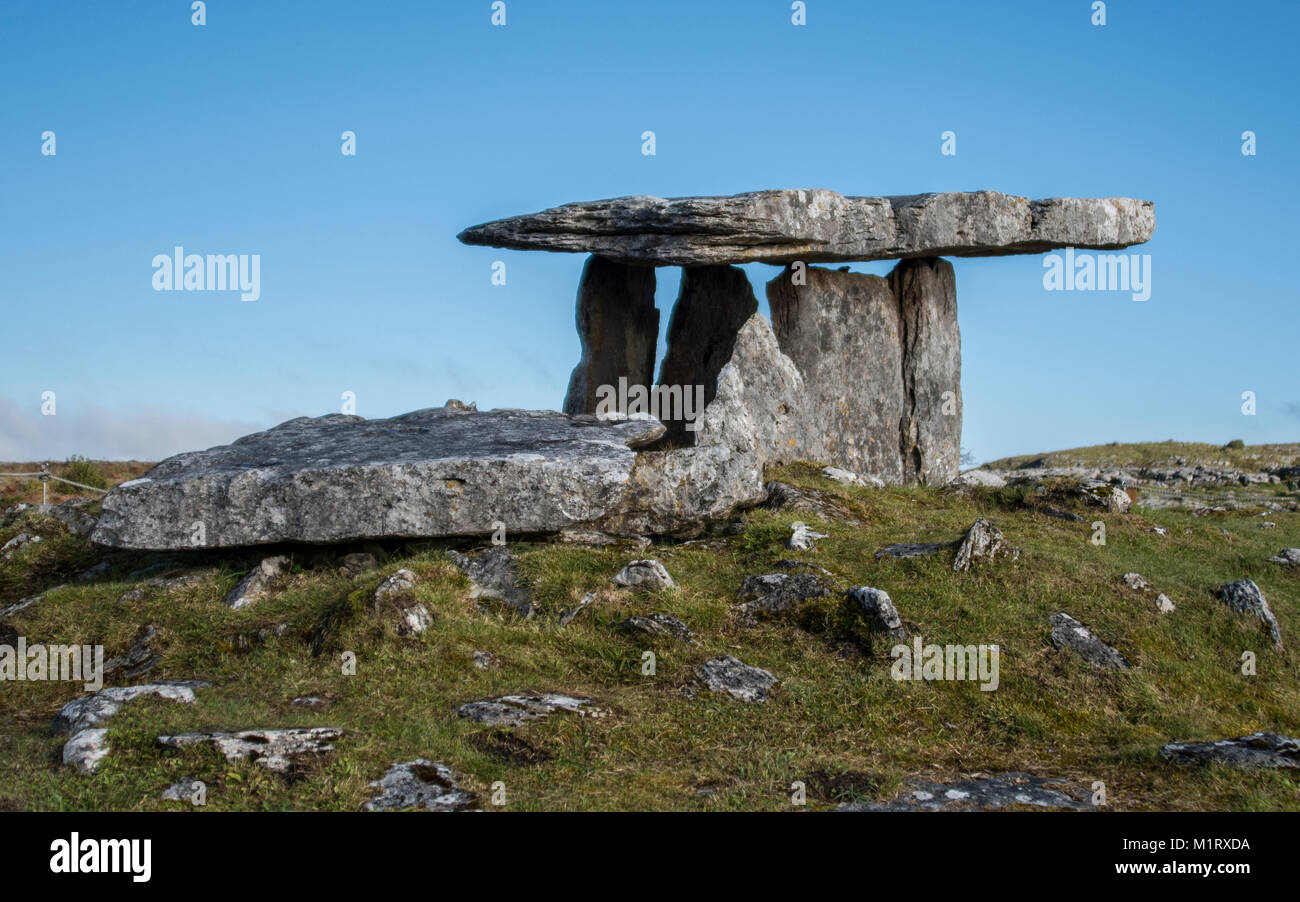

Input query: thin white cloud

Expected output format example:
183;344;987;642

0;395;267;463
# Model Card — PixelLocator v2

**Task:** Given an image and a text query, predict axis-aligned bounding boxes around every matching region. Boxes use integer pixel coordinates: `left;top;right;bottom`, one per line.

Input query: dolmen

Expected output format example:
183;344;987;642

93;189;1153;550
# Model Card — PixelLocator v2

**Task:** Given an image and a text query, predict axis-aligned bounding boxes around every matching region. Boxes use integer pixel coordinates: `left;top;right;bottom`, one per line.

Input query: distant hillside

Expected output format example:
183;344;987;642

983;441;1300;473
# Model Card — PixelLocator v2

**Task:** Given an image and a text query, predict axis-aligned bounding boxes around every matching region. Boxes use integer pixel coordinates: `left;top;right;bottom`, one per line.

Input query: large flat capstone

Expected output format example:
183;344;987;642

458;189;1154;266
91;406;667;550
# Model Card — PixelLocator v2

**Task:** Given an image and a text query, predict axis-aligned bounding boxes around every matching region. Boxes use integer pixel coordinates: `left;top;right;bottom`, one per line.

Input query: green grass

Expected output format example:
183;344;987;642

1;463;1297;811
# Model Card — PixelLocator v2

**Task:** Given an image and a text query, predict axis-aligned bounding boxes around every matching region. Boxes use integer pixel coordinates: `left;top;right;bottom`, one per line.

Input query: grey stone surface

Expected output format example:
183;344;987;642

101;624;161;679
949;469;1006;488
620;612;694;641
1049;612;1130;669
450;547;534;617
875;542;950;560
458;190;1155;266
53;681;210;733
1268;548;1300;566
161;777;201;802
157;727;344;773
696;655;777;703
373;569;417;604
786;521;828;551
91;405;666;549
223;556;289;609
456;693;601;727
62;728;111;773
1160;732;1298;769
764;481;858;523
891;257;962;484
1121;572;1149;591
655;265;758;444
611;559;676;591
821;466;883;488
838;773;1091;811
1216;578;1283;647
562;256;658;416
736;573;834;621
952;518;1013;572
397;603;433;636
363;759;475;811
559;591;598;626
847;586;906;642
0;592;45;619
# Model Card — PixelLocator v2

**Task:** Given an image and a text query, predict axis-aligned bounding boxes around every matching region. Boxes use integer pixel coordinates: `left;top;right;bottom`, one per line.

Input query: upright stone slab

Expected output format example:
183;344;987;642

656;265;758;443
890;257;961;484
562;255;658;416
766;265;906;483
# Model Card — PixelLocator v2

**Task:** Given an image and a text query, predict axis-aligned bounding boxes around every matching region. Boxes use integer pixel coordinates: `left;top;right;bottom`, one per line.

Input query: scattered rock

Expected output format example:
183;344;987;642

837;773;1091;811
1041;505;1084;522
102;624;162;679
223;556;290;610
363;760;475;811
875;542;949;560
1160;732;1298;769
1120;572;1149;591
1268;548;1300;566
457;694;602;727
736;573;834;621
952;518;1015;572
157;727;344;773
0;592;45;619
161;777;201;802
620;613;694;641
611;559;675;591
291;696;330;709
1149;526;1168;535
763;481;858;524
1;532;41;558
821;466;883;488
1049;612;1130;669
1156;594;1176;614
949;470;1006;488
53;681;211;733
559;591;598;626
450;547;534;617
63;728;111;773
786;521;828;551
397;603;433;636
1215;579;1283;647
846;586;906;642
374;569;417;604
472;651;496;669
696;655;777;703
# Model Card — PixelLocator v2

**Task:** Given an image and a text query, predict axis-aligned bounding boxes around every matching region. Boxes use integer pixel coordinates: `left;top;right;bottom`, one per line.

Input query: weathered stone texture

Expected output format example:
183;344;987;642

563;256;658;416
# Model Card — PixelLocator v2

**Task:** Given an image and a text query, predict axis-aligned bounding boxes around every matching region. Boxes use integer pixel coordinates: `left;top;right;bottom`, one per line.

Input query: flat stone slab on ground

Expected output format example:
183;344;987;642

837;773;1091;811
1159;732;1298;769
157;727;343;773
1050;612;1130;669
457;693;603;727
459;190;1154;266
53;681;211;733
363;759;475;811
696;655;777;703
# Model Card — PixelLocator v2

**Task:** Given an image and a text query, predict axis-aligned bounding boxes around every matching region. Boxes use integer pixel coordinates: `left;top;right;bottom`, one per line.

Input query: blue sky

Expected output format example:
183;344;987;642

1;0;1296;464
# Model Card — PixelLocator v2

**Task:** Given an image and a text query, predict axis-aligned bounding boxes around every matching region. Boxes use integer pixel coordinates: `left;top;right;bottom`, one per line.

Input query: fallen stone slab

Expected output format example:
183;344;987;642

1049;612;1130;669
1216;578;1283;647
449;547;534;617
736;573;835;621
837;773;1091;811
363;759;475;811
223;556;289;609
611;559;676;591
847;586;907;642
91;405;666;549
63;728;111;773
1120;572;1149;591
457;694;603;727
53;680;211;733
696;655;777;703
875;541;951;560
458;190;1155;266
1159;732;1298;769
620;612;694;641
157;727;344;773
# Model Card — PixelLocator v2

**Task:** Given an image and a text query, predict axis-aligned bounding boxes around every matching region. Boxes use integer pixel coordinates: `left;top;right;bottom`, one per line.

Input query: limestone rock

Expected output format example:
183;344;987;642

0;592;45;619
786;522;828;552
91;406;666;549
1156;593;1176;614
53;681;210;733
562;256;658;416
655;265;758;444
458;190;1155;266
363;760;475;811
63;728;111;773
449;547;534;617
223;556;289;609
1160;732;1298;769
890;257;962;484
696;655;777;703
764;482;857;523
620;612;694;641
1120;572;1149;591
736;573;834;621
822;466;883;488
952;518;1013;572
876;542;950;560
559;591;598;626
397;603;433;636
1;533;41;558
157;727;344;773
950;470;1006;488
374;569;417;604
456;694;602;727
1049;612;1130;669
1215;578;1283;647
101;624;162;679
1268;548;1300;566
161;777;202;802
838;773;1090;811
612;559;675;591
847;586;906;642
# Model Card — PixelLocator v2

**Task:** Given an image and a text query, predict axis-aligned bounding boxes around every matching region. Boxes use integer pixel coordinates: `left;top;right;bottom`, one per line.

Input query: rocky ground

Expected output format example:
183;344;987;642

0;445;1296;811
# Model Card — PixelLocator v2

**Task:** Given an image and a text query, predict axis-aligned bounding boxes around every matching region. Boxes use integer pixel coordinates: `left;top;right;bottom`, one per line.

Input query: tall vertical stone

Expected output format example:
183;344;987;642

562;255;658;415
656;265;759;444
889;257;961;485
766;265;906;484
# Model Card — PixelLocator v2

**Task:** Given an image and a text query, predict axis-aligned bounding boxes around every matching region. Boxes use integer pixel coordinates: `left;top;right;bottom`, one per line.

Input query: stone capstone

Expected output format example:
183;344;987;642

458;190;1155;267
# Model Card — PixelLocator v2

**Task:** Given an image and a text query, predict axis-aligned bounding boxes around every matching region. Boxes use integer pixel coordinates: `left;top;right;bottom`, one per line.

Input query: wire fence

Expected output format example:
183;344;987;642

0;466;110;505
